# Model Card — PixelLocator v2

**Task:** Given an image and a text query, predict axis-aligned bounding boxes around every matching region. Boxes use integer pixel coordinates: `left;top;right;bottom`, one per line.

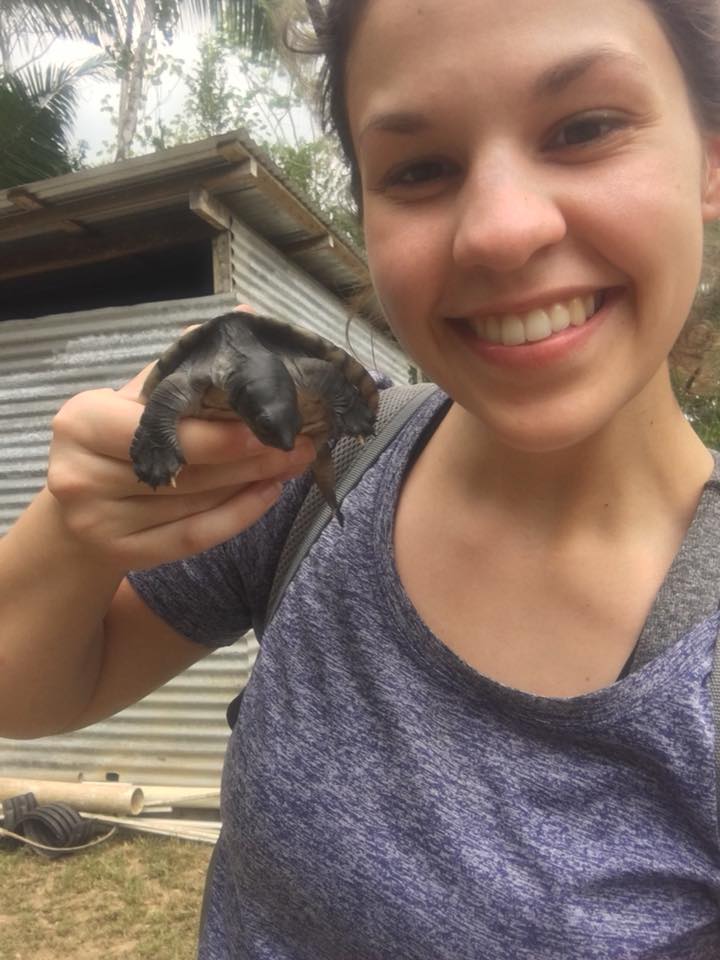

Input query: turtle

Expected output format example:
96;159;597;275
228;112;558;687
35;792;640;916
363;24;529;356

129;310;379;522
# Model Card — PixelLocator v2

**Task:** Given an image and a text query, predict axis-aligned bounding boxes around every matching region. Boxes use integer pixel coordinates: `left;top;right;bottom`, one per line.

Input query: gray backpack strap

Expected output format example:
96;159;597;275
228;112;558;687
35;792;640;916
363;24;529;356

711;621;720;790
261;382;438;634
624;456;720;812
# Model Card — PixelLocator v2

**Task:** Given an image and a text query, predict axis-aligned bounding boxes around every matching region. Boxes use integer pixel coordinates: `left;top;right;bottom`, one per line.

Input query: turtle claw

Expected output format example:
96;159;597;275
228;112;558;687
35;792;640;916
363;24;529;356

130;428;185;490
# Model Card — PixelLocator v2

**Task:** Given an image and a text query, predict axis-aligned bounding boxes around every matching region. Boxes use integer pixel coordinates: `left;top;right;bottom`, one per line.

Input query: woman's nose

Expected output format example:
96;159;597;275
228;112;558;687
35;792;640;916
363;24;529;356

452;159;567;272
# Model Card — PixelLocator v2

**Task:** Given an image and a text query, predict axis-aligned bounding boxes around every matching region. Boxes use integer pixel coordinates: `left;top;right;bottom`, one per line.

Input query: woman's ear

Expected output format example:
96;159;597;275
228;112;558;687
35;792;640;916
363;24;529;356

701;135;720;222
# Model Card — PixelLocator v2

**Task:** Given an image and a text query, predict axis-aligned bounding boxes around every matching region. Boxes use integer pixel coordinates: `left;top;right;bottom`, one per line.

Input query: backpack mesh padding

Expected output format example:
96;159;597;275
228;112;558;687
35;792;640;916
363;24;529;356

262;383;437;632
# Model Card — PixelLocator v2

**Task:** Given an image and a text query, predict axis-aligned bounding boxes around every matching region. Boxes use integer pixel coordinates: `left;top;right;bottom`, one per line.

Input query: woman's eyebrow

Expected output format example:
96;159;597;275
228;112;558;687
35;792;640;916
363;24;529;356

359;112;431;142
532;45;650;98
358;45;650;142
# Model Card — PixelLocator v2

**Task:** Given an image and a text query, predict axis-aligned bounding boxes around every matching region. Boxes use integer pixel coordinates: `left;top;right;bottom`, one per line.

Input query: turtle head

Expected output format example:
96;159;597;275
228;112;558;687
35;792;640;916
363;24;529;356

226;359;301;451
250;399;302;450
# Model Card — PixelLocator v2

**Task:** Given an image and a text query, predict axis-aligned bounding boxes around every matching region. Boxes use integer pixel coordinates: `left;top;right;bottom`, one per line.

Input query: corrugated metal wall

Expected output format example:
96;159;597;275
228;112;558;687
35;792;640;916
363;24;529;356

230;218;410;384
0;271;406;786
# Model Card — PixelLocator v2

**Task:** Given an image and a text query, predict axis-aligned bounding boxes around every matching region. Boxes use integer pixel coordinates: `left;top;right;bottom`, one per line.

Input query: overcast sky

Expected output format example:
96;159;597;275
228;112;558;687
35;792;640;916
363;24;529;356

40;22;318;168
46;32;203;162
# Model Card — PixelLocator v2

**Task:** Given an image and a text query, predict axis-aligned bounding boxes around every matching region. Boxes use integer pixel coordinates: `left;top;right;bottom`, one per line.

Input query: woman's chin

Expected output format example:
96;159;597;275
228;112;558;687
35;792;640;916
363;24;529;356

453;401;616;458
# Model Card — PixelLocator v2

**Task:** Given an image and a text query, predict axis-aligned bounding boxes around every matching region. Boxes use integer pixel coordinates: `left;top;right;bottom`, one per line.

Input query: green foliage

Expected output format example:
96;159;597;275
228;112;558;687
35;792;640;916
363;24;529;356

149;32;236;143
218;0;278;61
141;29;363;248
0;76;74;185
95;1;282;159
186;34;235;134
670;221;720;447
271;138;364;247
0;57;109;186
673;384;720;449
0;0;113;186
0;0;356;241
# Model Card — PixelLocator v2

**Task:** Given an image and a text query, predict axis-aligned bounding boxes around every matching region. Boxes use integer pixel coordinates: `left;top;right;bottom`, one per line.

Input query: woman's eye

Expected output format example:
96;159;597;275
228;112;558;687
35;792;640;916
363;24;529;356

549;113;626;149
385;159;456;187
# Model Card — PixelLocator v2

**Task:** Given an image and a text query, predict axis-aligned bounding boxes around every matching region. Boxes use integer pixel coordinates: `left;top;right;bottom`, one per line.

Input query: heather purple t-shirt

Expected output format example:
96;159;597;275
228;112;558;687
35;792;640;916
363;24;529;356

128;388;720;959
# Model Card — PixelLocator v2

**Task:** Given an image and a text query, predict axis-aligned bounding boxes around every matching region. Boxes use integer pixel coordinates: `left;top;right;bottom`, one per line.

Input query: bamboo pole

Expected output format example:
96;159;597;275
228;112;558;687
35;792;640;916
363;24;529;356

0;778;144;816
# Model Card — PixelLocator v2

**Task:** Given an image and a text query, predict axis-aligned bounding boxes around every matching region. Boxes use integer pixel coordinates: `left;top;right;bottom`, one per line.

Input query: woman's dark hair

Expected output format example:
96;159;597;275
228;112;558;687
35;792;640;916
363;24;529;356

650;1;720;129
287;0;366;204
291;0;720;205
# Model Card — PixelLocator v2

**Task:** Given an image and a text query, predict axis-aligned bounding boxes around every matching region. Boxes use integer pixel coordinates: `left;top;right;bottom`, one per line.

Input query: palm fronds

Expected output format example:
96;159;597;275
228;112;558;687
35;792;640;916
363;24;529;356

180;0;278;59
0;55;111;186
1;0;116;43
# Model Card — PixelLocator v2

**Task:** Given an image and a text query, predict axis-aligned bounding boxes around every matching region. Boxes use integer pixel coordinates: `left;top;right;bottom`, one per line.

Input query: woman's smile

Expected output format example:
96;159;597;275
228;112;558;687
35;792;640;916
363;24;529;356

454;291;602;345
447;288;619;370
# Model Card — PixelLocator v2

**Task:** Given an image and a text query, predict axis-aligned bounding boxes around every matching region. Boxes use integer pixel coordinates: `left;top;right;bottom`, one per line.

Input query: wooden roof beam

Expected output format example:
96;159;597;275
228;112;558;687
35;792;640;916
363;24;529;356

0;162;258;243
6;187;90;234
216;137;250;164
281;233;336;255
246;164;367;281
189;188;232;231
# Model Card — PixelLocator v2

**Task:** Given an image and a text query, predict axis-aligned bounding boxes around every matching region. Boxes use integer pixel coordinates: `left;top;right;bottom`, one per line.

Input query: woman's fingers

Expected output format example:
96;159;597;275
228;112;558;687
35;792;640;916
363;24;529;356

125;440;315;496
114;480;285;568
115;362;157;403
56;479;284;568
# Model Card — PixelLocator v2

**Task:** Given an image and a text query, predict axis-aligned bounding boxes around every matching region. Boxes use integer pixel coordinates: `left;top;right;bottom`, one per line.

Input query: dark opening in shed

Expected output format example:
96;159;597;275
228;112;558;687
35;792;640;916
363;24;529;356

0;238;213;322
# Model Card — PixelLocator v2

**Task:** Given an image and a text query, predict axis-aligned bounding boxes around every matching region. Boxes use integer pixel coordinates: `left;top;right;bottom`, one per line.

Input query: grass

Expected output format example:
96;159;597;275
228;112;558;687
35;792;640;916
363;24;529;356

0;831;213;959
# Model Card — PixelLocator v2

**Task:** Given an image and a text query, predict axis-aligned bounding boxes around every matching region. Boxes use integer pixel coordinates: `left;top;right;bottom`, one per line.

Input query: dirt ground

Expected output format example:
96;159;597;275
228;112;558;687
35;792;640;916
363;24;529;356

0;832;213;959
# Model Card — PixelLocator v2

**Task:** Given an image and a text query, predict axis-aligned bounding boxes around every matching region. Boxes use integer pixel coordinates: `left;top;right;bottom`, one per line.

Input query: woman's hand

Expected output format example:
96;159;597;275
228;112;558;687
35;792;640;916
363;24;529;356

46;316;316;572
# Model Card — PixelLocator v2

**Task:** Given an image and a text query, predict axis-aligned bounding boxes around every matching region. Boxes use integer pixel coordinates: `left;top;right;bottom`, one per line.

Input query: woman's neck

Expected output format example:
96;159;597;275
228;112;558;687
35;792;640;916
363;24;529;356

432;368;715;544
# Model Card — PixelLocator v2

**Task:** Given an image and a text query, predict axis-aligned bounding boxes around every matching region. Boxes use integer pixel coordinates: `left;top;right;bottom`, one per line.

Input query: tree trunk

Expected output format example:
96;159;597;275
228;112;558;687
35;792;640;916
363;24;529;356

115;0;156;161
0;20;15;75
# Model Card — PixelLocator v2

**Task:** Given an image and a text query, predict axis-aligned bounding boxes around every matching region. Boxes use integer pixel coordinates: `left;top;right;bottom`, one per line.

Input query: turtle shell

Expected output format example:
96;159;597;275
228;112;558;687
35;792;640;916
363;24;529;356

140;311;379;417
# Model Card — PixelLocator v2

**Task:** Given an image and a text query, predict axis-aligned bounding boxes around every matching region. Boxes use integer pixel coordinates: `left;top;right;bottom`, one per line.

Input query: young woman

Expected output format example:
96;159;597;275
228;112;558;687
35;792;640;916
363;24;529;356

3;0;720;955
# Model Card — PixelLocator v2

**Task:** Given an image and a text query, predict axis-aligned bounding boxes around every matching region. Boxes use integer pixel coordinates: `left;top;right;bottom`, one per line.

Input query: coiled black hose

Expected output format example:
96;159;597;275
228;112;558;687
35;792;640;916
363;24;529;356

1;792;37;835
0;795;116;857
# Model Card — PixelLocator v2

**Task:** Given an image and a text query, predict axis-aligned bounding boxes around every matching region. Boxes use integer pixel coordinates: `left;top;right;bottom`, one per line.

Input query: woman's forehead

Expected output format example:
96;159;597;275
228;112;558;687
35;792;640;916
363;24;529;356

347;0;663;50
345;0;680;124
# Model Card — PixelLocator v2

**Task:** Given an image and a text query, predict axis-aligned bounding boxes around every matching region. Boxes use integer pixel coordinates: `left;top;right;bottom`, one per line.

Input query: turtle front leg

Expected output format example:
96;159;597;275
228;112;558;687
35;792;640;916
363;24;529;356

130;371;204;489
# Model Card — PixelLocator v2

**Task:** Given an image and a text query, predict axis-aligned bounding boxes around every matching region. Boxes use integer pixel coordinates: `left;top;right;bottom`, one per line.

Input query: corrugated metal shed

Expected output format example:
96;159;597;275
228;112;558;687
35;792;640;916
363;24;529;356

229;217;409;383
0;130;379;317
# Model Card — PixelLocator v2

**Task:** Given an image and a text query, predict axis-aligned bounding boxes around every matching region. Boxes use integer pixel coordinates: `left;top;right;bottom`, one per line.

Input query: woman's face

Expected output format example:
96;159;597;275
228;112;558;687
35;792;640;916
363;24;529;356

346;0;720;452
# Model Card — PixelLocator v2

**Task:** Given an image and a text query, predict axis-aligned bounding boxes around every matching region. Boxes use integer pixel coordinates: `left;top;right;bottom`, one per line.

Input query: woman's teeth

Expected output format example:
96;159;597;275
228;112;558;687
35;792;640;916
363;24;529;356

468;293;603;346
